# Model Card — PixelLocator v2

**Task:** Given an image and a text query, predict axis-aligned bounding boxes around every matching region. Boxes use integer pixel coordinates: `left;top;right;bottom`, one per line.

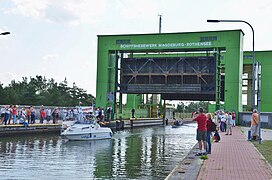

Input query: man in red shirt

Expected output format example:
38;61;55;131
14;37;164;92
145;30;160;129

193;107;207;156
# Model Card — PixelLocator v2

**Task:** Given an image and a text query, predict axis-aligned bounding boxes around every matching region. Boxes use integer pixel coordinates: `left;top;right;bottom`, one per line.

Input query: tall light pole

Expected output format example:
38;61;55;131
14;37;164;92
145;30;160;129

0;32;10;35
207;20;256;110
158;14;162;33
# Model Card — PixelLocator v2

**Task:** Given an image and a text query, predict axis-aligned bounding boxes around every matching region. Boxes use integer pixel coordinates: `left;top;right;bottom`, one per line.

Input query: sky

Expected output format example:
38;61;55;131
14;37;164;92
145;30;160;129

0;0;272;96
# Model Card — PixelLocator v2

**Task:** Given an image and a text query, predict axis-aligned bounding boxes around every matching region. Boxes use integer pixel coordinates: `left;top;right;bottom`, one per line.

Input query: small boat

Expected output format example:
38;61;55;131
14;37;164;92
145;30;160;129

61;120;113;141
172;120;183;128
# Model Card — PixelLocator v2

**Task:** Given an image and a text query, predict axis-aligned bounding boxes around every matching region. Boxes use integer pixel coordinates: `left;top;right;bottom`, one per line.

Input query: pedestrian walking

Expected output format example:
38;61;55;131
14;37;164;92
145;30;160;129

225;112;232;135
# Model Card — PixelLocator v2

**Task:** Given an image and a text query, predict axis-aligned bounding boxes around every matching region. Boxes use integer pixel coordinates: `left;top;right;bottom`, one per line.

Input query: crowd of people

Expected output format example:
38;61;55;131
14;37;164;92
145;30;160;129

0;105;113;126
0;105;61;125
192;108;237;156
192;107;259;156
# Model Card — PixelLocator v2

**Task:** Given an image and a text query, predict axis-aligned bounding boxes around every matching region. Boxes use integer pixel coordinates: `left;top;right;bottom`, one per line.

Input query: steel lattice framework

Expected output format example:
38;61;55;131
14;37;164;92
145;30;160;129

120;56;216;100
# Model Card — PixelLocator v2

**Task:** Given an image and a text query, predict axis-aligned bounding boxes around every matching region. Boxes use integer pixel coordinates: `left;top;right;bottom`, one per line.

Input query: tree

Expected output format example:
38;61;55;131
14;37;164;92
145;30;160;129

176;101;210;113
176;102;186;113
0;76;95;107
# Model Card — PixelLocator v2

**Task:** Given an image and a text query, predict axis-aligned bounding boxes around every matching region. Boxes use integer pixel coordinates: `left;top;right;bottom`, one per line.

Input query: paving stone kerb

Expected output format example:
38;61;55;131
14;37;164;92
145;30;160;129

165;143;203;180
197;127;272;180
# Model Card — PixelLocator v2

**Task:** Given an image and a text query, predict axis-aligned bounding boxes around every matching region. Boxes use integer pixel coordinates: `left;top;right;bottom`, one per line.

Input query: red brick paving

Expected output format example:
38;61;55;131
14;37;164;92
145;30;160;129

197;127;272;180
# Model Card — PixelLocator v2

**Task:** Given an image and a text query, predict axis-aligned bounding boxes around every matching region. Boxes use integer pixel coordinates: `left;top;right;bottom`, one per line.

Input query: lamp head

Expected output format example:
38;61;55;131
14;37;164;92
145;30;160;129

207;20;220;23
0;32;10;35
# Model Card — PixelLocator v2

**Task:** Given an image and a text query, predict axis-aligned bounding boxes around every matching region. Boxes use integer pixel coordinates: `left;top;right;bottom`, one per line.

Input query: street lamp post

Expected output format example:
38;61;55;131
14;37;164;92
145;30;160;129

256;62;262;144
207;19;256;110
133;95;136;109
0;32;10;35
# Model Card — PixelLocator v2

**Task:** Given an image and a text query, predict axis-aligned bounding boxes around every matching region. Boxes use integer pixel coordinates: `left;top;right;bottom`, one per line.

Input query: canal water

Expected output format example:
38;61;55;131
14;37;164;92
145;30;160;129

0;123;197;179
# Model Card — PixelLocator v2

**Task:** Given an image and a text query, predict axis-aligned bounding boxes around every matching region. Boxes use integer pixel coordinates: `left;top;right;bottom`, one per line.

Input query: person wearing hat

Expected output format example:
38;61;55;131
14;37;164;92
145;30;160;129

251;109;258;140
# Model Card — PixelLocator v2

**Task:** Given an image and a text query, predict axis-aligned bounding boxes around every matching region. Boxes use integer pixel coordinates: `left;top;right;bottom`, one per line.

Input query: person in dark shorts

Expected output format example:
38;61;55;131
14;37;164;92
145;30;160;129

193;107;207;156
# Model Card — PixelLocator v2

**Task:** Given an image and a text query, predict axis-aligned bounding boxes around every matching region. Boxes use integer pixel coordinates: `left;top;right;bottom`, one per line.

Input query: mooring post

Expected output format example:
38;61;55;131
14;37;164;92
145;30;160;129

121;118;124;130
130;119;133;129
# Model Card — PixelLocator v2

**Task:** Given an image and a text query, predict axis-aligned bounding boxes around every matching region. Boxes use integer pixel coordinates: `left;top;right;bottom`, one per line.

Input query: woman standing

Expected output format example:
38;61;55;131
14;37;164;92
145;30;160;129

206;113;213;154
30;106;36;124
12;105;18;124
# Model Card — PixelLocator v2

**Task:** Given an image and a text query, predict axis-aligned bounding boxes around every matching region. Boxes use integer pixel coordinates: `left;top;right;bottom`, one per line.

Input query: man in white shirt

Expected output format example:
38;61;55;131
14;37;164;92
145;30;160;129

46;108;51;124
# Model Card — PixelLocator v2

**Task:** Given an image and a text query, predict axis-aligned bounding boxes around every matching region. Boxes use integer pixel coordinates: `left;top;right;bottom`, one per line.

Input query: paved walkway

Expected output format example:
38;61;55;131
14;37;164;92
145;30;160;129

240;126;272;140
197;127;272;180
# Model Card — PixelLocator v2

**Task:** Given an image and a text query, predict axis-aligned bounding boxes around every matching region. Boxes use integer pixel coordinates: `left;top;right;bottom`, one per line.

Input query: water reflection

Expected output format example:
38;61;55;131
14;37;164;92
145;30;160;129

0;124;196;179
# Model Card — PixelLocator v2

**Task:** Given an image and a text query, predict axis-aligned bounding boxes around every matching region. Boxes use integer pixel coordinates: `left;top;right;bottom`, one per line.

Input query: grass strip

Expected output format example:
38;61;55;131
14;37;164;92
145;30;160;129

252;140;272;166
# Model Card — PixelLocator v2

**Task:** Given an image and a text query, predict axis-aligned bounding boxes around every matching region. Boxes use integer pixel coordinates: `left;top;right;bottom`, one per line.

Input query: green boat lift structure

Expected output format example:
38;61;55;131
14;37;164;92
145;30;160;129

96;30;272;120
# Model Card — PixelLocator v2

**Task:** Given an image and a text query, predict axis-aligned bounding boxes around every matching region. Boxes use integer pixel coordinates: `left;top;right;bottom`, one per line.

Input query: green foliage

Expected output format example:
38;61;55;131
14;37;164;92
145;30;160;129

176;101;210;113
0;75;95;106
200;154;208;160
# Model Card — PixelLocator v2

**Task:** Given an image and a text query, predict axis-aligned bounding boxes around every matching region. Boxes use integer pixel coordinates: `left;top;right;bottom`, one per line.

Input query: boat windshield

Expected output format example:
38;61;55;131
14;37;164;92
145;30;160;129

74;119;97;125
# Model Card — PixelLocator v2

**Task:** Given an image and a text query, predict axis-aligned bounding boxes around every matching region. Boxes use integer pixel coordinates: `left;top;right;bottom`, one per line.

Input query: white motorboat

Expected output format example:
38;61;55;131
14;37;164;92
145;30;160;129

61;120;113;141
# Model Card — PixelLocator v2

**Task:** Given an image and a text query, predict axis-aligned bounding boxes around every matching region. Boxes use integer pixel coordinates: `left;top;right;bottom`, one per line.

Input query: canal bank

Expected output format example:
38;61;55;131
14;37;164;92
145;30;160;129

196;127;272;179
165;142;203;180
0;118;185;136
0;124;62;137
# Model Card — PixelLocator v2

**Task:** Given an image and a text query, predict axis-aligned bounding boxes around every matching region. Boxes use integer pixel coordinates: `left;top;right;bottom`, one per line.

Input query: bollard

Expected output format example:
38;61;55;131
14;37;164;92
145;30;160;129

166;119;168;126
116;120;120;131
130;119;133;129
248;129;251;140
121;120;124;130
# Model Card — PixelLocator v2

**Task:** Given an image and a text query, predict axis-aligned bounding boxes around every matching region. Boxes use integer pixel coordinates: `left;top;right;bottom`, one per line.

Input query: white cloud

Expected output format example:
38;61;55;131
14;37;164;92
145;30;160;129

115;0;158;19
0;72;21;86
6;0;109;26
42;53;59;61
0;27;7;32
6;0;160;26
7;0;48;19
44;4;79;26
